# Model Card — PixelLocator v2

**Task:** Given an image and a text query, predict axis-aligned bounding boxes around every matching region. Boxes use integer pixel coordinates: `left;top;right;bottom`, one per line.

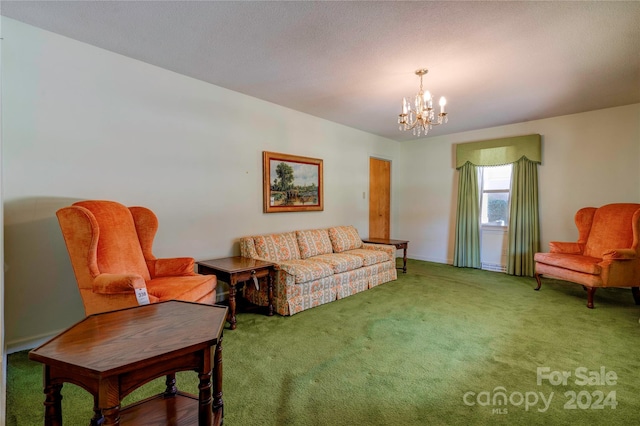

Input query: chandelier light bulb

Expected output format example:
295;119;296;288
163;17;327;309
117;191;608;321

439;96;446;113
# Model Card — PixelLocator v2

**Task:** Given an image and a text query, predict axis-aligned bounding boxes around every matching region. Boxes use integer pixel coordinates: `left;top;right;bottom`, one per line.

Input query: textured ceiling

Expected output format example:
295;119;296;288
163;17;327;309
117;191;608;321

2;1;639;141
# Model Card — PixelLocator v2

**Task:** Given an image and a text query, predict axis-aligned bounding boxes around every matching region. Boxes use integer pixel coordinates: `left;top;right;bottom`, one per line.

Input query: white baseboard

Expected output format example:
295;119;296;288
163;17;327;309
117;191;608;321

405;255;452;265
6;330;65;354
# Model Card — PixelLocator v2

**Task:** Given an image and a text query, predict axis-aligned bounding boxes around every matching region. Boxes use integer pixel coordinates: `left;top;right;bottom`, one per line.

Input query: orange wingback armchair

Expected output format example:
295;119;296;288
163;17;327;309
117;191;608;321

57;200;217;315
534;203;640;308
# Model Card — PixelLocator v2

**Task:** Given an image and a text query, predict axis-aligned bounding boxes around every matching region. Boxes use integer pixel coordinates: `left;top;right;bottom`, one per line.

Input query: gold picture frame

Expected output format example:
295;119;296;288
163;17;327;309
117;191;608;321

263;151;323;213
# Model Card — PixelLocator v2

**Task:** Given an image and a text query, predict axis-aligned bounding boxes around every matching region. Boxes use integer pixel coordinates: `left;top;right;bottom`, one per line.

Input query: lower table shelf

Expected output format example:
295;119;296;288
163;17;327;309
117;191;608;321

120;391;220;425
120;392;198;426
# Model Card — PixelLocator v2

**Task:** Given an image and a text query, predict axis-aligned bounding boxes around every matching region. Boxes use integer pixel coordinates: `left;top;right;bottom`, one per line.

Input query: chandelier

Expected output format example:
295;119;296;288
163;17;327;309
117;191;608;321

398;68;448;137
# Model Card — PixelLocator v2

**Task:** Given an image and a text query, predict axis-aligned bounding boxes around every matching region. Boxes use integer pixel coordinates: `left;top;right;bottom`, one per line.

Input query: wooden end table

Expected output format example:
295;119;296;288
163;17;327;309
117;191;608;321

29;301;227;426
362;238;409;273
197;256;275;330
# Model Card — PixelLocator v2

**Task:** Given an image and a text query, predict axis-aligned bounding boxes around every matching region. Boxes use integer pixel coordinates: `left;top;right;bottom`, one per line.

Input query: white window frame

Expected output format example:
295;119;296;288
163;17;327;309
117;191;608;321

478;165;512;228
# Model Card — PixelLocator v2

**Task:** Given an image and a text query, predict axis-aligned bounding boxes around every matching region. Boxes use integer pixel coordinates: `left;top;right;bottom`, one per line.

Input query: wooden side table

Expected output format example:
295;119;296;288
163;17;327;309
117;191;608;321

197;256;275;330
362;238;409;273
28;301;228;426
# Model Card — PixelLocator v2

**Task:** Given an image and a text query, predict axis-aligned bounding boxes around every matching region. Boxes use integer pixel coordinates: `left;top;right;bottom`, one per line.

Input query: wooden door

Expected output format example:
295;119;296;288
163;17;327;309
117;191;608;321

369;157;391;239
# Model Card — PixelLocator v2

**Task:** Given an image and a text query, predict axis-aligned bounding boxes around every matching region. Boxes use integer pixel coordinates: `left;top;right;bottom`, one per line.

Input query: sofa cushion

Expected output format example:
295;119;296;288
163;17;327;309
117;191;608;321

345;248;390;266
277;259;334;284
328;225;363;253
254;232;301;261
309;253;364;274
296;229;333;259
146;275;216;302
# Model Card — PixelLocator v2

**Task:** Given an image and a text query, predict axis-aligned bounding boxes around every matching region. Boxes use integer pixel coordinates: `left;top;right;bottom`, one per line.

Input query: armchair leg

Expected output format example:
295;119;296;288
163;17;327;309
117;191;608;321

586;287;596;309
534;273;542;291
632;287;640;305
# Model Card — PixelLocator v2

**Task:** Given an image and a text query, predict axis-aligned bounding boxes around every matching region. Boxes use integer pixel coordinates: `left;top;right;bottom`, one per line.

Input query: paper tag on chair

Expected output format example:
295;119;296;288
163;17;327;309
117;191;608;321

252;275;259;291
134;288;151;305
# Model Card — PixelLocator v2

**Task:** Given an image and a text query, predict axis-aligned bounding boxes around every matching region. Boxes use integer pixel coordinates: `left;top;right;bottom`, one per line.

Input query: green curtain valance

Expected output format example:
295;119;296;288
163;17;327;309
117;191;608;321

455;134;541;169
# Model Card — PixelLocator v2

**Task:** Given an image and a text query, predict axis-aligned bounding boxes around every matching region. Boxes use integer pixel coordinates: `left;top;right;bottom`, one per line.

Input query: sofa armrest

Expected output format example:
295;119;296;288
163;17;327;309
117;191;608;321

93;273;147;294
602;249;637;260
148;257;196;277
362;243;396;259
549;241;584;254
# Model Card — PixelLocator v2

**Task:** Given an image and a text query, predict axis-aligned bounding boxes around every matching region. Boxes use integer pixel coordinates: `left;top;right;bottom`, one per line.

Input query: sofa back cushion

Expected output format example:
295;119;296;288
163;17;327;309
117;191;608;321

254;232;301;261
296;229;333;259
328;225;363;253
583;203;640;258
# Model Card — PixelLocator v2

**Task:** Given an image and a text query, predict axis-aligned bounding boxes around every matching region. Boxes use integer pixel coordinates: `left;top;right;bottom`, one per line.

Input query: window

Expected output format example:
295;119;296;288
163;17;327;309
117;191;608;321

479;165;512;226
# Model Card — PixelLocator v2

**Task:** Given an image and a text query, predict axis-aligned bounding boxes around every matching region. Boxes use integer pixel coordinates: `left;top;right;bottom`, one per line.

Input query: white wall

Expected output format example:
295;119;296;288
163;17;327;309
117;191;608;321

397;104;640;264
1;18;399;350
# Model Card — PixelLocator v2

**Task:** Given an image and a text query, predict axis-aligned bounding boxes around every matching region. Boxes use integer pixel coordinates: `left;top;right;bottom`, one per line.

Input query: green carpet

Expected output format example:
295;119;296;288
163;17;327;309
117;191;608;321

7;260;640;425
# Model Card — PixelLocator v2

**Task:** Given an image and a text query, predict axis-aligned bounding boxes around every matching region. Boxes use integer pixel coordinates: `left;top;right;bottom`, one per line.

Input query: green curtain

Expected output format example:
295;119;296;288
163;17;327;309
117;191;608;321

507;157;540;276
453;134;541;274
453;162;480;268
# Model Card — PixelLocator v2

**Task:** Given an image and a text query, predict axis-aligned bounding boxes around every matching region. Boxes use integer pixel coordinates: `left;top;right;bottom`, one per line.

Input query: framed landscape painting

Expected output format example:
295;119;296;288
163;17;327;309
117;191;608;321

263;151;323;213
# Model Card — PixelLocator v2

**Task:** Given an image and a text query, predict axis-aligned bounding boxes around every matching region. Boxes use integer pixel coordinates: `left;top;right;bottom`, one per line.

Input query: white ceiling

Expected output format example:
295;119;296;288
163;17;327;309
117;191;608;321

2;1;639;142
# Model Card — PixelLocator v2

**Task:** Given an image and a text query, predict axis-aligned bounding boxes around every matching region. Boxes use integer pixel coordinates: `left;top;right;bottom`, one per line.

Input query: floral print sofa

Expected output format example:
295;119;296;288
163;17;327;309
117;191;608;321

240;225;398;315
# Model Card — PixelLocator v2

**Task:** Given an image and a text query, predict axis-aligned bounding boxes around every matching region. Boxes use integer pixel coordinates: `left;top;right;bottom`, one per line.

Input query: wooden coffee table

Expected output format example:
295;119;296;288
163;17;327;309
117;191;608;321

197;256;275;330
29;301;227;426
362;238;409;273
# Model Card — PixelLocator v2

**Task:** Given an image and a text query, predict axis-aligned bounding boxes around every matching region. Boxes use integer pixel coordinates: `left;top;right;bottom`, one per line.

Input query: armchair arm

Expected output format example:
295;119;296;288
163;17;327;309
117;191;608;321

147;257;196;278
599;253;640;287
549;241;584;254
602;249;638;260
93;273;147;294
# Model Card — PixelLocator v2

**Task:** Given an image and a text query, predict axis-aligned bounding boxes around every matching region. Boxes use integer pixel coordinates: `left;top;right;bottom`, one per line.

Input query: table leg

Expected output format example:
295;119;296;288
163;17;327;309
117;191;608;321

402;244;407;273
102;405;121;425
228;283;238;330
99;377;121;425
43;377;62;426
90;395;103;426
267;270;274;316
198;370;213;426
212;335;224;425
